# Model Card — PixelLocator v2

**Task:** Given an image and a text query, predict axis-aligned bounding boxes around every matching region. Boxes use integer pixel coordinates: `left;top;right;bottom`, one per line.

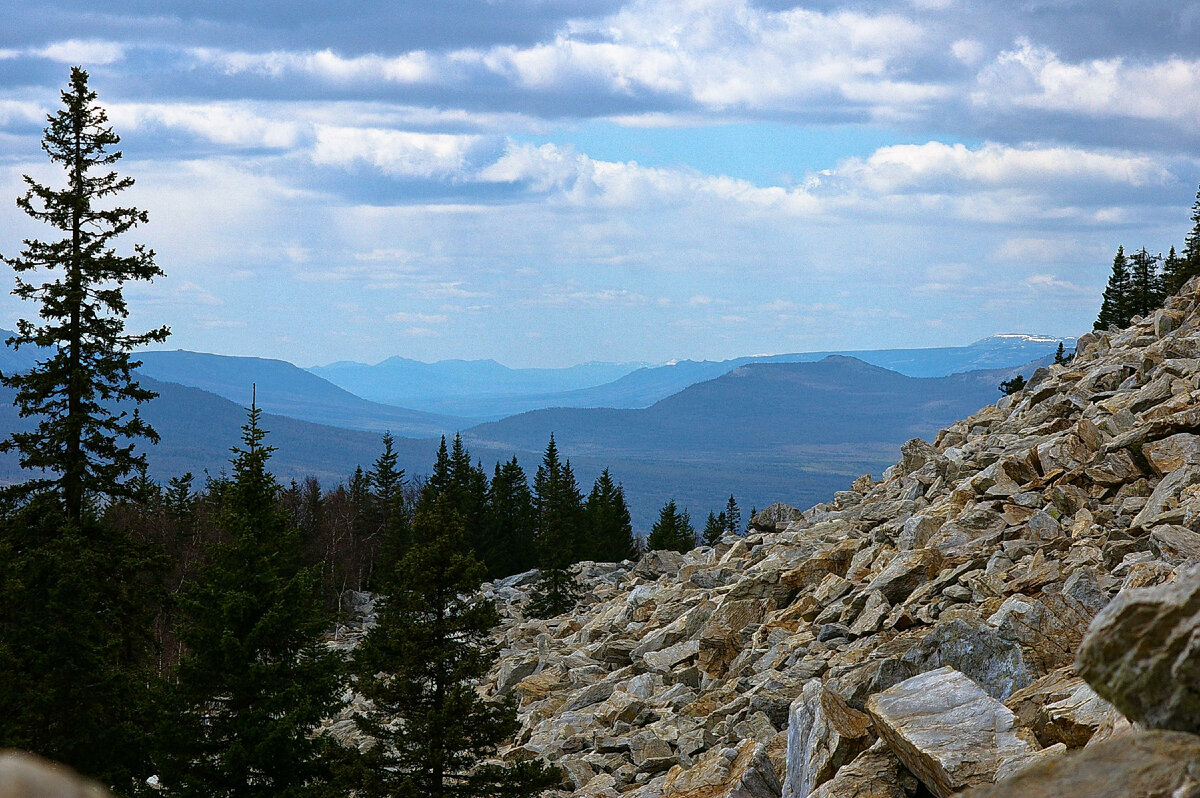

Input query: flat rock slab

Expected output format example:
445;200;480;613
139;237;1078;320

866;666;1035;798
1076;564;1200;732
960;731;1200;798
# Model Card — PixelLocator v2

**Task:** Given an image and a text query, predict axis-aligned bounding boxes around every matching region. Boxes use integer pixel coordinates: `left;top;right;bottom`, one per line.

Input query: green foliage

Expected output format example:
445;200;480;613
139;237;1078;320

584;468;636;563
724;495;741;535
0;67;169;521
1095;245;1132;330
701;511;726;546
485;457;537;578
1182;184;1200;288
0;494;164;792
998;374;1026;395
1127;246;1164;320
1054;342;1068;366
158;403;346;797
526;435;584;619
353;510;560;798
646;499;696;554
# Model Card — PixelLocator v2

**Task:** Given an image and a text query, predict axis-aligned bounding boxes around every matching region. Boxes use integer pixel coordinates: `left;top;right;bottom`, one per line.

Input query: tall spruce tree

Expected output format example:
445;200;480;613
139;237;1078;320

0;67;169;522
1095;245;1133;330
584;469;636;563
724;495;741;535
701;511;727;546
484;457;537;579
1127;246;1163;319
1183;183;1200;287
526;435;584;619
353;507;560;798
646;499;696;554
159;402;346;797
1163;246;1185;295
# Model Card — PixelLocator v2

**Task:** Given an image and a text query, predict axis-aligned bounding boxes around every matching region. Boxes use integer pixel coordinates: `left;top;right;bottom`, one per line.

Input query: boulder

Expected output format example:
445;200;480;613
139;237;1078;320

662;740;782;798
807;741;915;798
902;619;1033;700
865;667;1036;798
960;731;1200;798
1141;433;1200;476
781;681;873;798
1076;565;1200;733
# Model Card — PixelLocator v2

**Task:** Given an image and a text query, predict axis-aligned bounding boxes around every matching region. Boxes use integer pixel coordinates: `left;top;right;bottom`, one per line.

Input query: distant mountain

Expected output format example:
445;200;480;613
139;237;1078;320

310;335;1072;418
463;356;1034;526
131;350;471;438
308;357;645;414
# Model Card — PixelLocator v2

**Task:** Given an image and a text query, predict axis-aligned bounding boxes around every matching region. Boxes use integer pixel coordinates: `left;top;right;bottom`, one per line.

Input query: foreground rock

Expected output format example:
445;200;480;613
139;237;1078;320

0;751;111;798
865;667;1035;797
1077;564;1200;733
961;731;1200;798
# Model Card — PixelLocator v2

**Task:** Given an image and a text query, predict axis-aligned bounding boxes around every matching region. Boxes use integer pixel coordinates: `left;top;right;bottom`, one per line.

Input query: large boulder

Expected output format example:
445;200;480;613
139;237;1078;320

781;681;873;798
1076;565;1200;732
960;731;1200;798
902;619;1033;700
808;740;916;798
662;740;782;798
865;667;1036;798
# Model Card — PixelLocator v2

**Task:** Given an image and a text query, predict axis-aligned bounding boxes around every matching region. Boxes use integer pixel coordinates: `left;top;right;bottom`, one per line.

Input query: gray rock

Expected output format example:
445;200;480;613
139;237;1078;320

782;681;873;798
866;667;1036;798
902;619;1032;700
0;751;111;797
1077;564;1200;733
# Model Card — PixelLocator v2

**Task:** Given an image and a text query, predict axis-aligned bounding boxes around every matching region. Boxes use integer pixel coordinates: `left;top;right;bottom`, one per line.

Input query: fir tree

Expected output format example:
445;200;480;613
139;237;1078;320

1162;246;1186;295
354;508;560;798
484;457;537;579
646;499;696;554
999;374;1026;395
159;402;346;797
1095;245;1132;330
369;431;406;531
1053;342;1068;366
701;511;727;546
723;495;741;536
526;435;584;619
0;67;169;522
584;468;636;563
1182;183;1200;287
1127;246;1163;319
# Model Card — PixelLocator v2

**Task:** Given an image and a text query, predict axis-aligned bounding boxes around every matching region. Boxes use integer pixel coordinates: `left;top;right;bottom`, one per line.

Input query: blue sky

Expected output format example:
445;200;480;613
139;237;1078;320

1;0;1199;367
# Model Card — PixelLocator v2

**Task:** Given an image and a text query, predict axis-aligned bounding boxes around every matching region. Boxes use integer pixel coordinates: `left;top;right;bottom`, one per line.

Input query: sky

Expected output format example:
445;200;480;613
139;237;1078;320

1;0;1199;368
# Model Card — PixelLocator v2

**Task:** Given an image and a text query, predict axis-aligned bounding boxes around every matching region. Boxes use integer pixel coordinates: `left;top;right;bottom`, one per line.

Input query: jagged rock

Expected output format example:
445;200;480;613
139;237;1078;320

1142;433;1200;476
751;504;804;531
807;740;915;798
781;681;873;798
865;667;1036;798
1076;564;1200;733
0;751;111;797
864;549;943;604
960;731;1200;798
662;740;782;798
902;619;1032;700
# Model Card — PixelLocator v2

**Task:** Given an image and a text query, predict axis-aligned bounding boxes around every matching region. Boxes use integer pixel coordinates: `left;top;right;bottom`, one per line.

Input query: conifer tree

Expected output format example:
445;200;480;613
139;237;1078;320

584;468;636;563
369;431;406;530
1095;245;1132;330
159;402;345;796
526;435;584;619
646;499;696;554
701;511;727;546
1053;342;1068;366
0;67;169;522
1127;246;1163;319
353;508;560;798
999;374;1026;395
724;495;741;535
484;457;537;578
1182;183;1200;287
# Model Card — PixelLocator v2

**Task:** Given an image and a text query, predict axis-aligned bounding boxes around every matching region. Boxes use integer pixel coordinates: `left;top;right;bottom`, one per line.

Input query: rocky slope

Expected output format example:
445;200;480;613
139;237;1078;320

476;279;1200;796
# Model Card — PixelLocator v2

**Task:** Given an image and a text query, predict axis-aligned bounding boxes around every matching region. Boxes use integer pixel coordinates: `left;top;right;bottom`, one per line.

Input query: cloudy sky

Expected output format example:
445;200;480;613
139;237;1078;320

1;0;1198;367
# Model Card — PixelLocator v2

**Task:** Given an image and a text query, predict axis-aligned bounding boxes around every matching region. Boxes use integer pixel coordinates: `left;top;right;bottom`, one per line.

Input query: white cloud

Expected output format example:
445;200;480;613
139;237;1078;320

36;39;126;66
387;311;449;324
311;126;489;178
190;47;436;84
975;39;1200;124
109;103;306;149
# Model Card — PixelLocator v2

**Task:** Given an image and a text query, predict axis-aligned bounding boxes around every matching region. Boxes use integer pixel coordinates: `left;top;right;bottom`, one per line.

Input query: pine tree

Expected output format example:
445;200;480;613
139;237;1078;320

646;499;696;554
1127;247;1163;319
701;511;727;546
584;468;637;563
0;67;169;522
1053;342;1068;366
1095;245;1132;330
1162;246;1186;295
724;495;741;536
1182;183;1200;288
526;435;584;619
999;374;1026;395
159;402;346;796
484;457;537;579
369;431;406;531
353;509;560;798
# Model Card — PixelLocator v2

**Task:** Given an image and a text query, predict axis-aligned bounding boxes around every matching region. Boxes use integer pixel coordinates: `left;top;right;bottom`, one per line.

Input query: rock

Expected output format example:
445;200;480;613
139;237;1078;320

0;751;111;797
631;730;678;772
864;549;943;604
807;740;915;798
865;666;1036;798
902;619;1033;700
1141;433;1200;476
751;504;803;531
663;740;782;798
1076;564;1200;733
781;681;873;798
960;730;1200;798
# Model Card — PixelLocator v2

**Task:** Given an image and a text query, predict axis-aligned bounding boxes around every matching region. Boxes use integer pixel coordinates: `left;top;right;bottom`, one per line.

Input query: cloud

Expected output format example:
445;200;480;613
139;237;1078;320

386;311;449;324
35;39;125;65
310;126;493;178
